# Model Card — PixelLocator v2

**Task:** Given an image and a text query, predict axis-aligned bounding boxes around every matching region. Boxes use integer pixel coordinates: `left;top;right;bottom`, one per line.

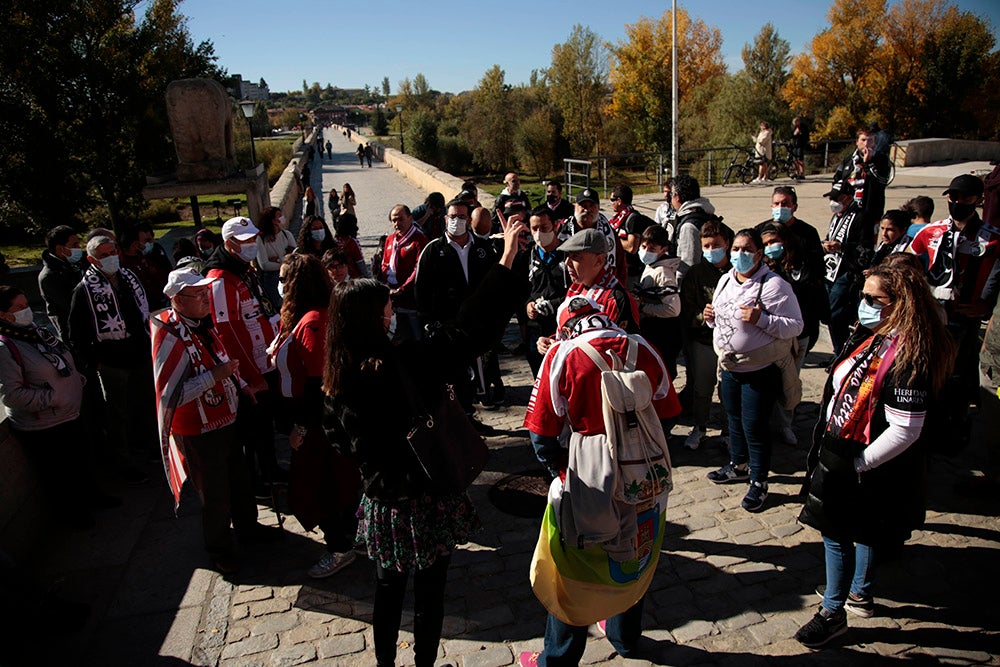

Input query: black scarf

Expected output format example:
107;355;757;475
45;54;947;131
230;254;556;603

0;319;71;376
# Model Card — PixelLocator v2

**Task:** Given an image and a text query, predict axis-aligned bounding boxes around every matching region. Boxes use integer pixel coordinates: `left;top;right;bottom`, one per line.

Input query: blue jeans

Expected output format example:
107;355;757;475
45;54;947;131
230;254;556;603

540;598;644;665
827;273;859;356
719;365;780;483
822;535;875;614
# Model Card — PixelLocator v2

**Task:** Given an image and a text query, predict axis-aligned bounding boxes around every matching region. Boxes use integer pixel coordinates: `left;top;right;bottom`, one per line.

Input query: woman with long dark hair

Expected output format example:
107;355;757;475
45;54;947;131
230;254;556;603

795;265;954;648
271;254;361;578
322;216;527;667
341;183;357;217
296;216;336;257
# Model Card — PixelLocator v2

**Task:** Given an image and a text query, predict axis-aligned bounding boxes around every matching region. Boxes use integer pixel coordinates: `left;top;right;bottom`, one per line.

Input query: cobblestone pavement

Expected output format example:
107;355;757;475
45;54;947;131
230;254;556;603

23;157;1000;666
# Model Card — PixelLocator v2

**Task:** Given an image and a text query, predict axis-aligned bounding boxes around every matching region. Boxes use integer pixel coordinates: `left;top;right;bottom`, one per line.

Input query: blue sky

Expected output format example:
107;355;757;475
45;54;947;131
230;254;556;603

179;0;1000;95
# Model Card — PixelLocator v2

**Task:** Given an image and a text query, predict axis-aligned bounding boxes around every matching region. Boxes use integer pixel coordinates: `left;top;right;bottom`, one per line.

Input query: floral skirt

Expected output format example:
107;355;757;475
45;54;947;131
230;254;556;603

357;492;481;572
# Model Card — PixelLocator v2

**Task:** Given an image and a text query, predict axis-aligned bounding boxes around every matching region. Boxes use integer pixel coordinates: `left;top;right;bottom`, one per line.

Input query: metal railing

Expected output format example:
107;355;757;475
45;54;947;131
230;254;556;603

570;139;856;197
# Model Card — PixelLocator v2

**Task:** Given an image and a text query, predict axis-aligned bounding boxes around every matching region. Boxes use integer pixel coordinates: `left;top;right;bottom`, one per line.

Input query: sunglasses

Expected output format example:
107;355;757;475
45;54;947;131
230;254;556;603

860;291;891;307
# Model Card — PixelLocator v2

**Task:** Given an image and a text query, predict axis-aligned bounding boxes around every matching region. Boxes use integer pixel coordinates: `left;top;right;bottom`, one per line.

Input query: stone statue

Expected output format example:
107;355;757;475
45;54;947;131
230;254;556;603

166;78;237;181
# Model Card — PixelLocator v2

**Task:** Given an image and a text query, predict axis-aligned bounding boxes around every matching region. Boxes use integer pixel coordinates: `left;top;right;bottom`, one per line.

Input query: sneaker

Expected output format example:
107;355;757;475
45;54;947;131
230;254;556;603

307;550;357;579
684;426;707;450
814;586;875;618
211;552;242;575
779;426;797;445
741;480;768;512
518;652;540;667
707;462;749;484
795;607;847;649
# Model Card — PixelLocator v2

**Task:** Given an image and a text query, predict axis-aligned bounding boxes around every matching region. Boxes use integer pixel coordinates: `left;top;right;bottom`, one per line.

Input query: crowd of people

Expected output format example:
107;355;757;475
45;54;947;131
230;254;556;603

1;128;998;665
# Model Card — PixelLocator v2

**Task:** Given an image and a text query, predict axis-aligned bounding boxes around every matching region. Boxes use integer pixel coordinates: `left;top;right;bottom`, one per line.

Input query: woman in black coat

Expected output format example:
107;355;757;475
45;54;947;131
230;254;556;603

794;263;953;649
322;217;527;667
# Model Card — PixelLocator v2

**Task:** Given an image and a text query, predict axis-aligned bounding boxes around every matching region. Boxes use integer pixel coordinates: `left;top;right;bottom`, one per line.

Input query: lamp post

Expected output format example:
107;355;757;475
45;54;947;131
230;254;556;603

396;104;405;154
239;100;257;168
299;113;307;141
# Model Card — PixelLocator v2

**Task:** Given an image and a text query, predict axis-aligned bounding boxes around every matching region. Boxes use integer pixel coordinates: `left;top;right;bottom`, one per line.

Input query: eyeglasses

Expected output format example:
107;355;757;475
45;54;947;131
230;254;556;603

860;291;892;307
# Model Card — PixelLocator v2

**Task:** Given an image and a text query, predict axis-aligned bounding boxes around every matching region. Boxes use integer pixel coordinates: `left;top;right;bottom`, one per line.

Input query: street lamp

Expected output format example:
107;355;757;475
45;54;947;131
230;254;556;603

396;104;405;154
239;100;257;168
299;113;307;141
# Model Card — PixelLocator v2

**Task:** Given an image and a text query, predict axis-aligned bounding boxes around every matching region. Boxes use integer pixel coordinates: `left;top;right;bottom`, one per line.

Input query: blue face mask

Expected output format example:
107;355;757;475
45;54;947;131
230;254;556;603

771;206;792;223
142;242;154;255
764;244;785;260
858;300;885;328
703;247;726;264
731;250;757;274
310;229;326;242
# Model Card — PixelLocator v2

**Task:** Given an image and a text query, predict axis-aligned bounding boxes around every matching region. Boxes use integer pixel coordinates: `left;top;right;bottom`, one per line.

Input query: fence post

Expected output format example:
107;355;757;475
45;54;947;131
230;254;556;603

658;154;663;187
824;142;829;171
603;158;607;198
707;150;712;186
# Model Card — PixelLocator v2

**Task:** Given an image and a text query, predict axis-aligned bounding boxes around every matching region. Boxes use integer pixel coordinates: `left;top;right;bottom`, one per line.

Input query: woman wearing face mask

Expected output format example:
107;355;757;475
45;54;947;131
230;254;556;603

795;265;953;649
0;286;97;529
270;254;362;579
333;213;370;279
703;228;804;512
296;215;336;258
322;220;528;667
255;206;296;308
760;223;827;445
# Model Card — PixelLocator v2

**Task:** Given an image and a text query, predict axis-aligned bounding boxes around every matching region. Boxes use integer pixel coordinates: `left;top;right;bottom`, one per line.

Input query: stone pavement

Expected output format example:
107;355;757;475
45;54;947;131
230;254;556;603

18;155;1000;666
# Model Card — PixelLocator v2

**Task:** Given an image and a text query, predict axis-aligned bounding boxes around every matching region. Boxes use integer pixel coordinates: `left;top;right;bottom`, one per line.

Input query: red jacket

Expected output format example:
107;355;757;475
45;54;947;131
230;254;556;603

206;267;279;387
381;225;428;311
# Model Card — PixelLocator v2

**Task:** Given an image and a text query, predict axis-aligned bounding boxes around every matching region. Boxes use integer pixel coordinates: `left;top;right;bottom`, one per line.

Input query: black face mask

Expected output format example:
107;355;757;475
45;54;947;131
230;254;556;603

948;200;977;222
546;194;558;205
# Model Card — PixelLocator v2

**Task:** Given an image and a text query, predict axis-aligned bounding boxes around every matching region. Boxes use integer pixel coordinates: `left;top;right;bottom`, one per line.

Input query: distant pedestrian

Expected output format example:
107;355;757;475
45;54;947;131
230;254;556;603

325;140;332;159
342;183;357;217
364;143;373;167
356;144;364;167
752;121;773;183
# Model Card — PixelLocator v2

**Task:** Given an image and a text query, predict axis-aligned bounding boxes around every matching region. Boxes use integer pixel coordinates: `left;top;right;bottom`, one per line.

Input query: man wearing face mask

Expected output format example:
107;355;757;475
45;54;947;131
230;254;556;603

669;175;720;282
524;207;569;376
556;187;629;286
204;217;285;495
822;180;873;355
909;174;999;434
120;224;169;311
68;235;155;483
832;127;891;231
609;184;655;290
415;199;499;330
755;186;825;287
38;225;84;342
544;180;574;222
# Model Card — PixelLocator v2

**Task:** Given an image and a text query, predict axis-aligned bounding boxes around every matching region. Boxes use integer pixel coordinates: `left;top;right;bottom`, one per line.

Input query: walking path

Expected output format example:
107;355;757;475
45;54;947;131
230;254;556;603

18;151;1000;666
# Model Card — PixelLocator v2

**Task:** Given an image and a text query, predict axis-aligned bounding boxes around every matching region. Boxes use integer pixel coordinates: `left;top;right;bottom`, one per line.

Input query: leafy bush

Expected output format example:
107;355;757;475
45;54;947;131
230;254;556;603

436;135;475;175
141;198;183;224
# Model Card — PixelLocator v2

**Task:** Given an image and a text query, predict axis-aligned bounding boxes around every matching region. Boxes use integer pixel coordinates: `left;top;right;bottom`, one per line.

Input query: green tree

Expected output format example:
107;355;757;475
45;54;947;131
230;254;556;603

382;76;391;97
251;102;270;138
463;65;517;172
0;0;221;236
515;108;558;178
406;110;439;162
372;107;389;136
709;24;792;146
547;25;608;156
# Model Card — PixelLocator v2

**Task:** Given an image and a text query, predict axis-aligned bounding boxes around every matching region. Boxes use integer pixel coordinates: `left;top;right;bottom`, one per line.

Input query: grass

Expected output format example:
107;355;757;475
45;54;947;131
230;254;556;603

2;244;43;268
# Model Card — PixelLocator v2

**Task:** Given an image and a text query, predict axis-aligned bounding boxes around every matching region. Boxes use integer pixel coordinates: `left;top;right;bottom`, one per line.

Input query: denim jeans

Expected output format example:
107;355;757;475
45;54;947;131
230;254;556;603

827;273;860;356
540;598;644;666
719;365;780;483
822;534;875;613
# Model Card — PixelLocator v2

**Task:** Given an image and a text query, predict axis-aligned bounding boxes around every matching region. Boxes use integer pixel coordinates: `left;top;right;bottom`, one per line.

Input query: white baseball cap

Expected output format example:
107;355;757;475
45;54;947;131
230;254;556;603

221;216;259;242
164;268;214;298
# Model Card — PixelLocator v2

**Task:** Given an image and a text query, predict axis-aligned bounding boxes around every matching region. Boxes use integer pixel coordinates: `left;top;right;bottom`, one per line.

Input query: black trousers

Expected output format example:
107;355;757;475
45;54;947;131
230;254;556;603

236;370;281;484
373;556;451;667
12;418;91;525
177;424;257;557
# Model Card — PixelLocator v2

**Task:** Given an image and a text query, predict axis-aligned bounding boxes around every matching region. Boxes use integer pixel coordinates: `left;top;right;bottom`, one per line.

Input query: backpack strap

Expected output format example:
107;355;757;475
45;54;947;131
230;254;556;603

578;340;611;372
578;336;640;373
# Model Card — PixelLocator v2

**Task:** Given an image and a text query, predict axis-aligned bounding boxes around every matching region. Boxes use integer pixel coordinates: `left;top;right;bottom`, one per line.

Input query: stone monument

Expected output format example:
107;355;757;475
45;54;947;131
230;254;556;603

165;78;237;181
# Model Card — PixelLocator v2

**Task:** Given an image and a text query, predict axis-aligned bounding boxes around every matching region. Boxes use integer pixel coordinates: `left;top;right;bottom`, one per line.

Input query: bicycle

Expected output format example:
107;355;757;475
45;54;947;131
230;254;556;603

722;146;756;186
770;142;798;181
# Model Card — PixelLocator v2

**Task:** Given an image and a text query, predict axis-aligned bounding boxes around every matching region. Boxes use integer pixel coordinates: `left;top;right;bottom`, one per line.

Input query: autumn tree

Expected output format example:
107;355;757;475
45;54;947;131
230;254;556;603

547;25;608;156
606;8;726;152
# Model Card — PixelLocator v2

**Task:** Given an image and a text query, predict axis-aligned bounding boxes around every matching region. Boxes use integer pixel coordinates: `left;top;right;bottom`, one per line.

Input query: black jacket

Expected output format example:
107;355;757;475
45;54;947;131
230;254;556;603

324;264;528;501
799;328;929;546
38;250;82;341
524;246;569;336
414;234;497;325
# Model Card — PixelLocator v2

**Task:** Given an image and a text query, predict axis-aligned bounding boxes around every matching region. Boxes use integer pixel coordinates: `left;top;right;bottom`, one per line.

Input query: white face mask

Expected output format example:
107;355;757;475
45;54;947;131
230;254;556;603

829;200;845;215
277;280;285;299
12;308;34;328
237;242;257;263
533;230;555;248
97;255;120;275
66;247;84;263
446;216;467;237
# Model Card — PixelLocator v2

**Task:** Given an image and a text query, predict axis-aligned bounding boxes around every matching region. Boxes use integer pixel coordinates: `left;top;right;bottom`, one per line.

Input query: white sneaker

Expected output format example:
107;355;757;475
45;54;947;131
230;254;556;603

779;426;797;445
684;426;707;450
307;550;357;579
